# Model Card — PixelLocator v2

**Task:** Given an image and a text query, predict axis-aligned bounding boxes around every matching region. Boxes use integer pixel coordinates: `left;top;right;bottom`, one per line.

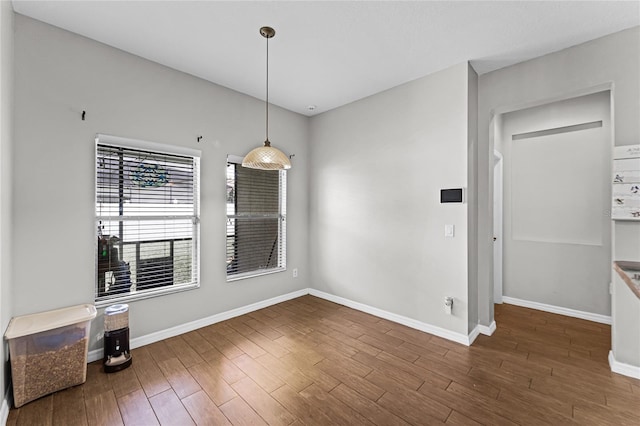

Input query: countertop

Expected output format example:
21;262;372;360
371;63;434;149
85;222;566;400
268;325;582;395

614;261;640;299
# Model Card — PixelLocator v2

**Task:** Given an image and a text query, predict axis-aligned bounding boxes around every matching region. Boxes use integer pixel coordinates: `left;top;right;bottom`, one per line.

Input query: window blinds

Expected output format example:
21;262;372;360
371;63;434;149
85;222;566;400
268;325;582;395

226;157;287;280
96;138;200;302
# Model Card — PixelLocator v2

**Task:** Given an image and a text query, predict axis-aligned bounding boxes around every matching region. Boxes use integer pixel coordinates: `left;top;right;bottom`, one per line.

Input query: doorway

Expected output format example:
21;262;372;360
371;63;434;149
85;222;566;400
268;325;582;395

498;91;611;316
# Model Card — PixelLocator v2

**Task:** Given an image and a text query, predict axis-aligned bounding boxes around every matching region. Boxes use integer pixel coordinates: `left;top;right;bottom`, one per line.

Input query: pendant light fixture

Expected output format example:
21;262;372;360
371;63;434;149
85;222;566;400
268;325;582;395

242;26;292;170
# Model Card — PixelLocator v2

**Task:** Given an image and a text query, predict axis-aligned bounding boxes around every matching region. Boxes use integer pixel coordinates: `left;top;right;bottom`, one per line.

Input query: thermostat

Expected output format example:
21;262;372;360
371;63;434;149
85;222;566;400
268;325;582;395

441;188;464;203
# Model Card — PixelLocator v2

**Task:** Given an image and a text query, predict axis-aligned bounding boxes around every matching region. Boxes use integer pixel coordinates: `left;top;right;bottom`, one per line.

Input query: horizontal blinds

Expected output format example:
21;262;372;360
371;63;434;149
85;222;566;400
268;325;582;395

226;160;286;278
97;145;195;208
96;142;199;301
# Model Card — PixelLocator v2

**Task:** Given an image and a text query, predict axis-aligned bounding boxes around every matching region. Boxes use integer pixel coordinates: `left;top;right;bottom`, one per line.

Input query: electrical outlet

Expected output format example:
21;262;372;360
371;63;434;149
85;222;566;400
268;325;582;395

609;282;613;295
444;296;453;315
293;268;298;278
96;333;103;342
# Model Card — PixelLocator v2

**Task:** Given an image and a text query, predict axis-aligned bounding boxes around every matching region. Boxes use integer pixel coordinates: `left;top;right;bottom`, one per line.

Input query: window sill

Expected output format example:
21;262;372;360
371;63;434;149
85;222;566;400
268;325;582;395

227;267;286;283
95;282;200;308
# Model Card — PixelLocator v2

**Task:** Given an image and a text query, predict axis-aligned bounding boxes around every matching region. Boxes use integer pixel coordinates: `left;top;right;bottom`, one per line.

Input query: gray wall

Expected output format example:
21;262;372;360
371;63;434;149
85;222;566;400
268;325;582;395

309;62;475;336
477;26;640;326
501;92;612;315
467;64;479;332
12;15;310;352
0;0;14;401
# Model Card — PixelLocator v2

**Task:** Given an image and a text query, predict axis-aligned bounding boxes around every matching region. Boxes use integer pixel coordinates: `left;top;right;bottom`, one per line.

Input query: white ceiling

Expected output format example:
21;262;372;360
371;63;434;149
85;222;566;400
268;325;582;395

11;1;640;116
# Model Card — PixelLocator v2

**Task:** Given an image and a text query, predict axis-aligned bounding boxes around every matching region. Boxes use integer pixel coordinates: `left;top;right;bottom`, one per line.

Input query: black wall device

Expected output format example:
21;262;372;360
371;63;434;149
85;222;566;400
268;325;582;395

441;188;463;203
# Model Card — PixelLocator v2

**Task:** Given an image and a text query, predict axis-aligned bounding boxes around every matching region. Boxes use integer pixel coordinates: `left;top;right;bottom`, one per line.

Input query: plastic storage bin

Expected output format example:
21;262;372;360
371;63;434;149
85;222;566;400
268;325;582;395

4;304;97;407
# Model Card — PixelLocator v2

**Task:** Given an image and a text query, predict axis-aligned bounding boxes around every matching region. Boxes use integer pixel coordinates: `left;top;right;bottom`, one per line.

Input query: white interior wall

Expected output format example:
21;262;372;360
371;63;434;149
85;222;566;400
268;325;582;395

0;0;14;404
477;26;640;328
12;15;310;352
309;62;474;337
501;91;612;315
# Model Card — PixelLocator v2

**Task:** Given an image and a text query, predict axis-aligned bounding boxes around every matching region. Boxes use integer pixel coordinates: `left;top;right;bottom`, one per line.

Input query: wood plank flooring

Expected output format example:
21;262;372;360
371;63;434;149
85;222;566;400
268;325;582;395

7;296;640;425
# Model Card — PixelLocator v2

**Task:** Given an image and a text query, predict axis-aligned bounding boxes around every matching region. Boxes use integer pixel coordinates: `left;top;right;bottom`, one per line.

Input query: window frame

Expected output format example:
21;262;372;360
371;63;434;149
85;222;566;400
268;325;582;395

226;154;287;282
95;134;201;307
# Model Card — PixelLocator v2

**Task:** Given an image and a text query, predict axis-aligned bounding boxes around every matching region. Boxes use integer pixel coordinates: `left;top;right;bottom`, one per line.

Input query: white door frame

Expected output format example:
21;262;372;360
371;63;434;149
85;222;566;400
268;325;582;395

493;150;503;304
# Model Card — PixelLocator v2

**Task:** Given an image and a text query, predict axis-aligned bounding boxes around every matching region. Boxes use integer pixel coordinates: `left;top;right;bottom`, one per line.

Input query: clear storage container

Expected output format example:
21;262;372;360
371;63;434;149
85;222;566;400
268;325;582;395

4;304;97;407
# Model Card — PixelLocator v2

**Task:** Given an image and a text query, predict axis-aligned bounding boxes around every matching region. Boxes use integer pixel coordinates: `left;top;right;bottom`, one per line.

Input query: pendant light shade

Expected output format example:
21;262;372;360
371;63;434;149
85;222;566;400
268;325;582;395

242;26;292;171
242;140;291;170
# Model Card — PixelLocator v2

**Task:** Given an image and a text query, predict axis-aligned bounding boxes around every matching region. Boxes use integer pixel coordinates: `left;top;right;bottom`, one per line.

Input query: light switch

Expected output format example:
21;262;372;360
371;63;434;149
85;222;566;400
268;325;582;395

445;224;455;237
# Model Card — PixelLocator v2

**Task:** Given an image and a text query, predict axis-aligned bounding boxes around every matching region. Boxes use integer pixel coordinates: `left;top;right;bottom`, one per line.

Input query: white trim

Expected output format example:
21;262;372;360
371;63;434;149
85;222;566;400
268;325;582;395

88;288;308;362
95;282;200;309
308;289;476;346
502;296;611;325
1;385;11;425
96;133;202;158
227;154;245;164
226;267;286;283
478;320;497;336
493;150;503;304
467;326;480;344
609;351;640;379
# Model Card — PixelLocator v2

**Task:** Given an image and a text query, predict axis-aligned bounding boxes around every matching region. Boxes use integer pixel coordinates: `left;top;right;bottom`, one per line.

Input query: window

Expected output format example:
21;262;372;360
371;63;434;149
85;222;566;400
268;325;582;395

96;134;200;305
226;155;287;280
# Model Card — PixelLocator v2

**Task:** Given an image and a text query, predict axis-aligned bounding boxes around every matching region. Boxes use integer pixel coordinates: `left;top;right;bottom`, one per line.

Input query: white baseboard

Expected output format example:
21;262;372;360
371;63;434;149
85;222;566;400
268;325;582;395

88;288;309;362
308;289;475;346
609;350;640;379
467;326;481;344
478;320;497;336
1;385;11;425
502;296;611;325
88;287;489;362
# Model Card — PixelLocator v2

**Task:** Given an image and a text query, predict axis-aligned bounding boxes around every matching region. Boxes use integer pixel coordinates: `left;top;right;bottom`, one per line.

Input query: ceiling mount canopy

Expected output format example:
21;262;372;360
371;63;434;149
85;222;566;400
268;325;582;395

242;26;292;171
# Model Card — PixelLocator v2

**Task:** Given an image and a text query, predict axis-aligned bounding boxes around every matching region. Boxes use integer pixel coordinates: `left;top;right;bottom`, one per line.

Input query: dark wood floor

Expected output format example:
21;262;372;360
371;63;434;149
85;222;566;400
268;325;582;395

7;295;640;425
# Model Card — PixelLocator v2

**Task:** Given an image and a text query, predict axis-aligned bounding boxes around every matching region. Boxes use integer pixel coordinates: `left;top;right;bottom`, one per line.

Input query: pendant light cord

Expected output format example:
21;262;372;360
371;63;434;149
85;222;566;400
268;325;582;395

265;34;269;144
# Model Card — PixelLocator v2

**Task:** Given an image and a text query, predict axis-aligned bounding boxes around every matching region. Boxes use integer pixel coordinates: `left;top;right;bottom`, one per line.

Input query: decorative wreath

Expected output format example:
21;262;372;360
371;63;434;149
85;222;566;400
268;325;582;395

131;163;169;187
